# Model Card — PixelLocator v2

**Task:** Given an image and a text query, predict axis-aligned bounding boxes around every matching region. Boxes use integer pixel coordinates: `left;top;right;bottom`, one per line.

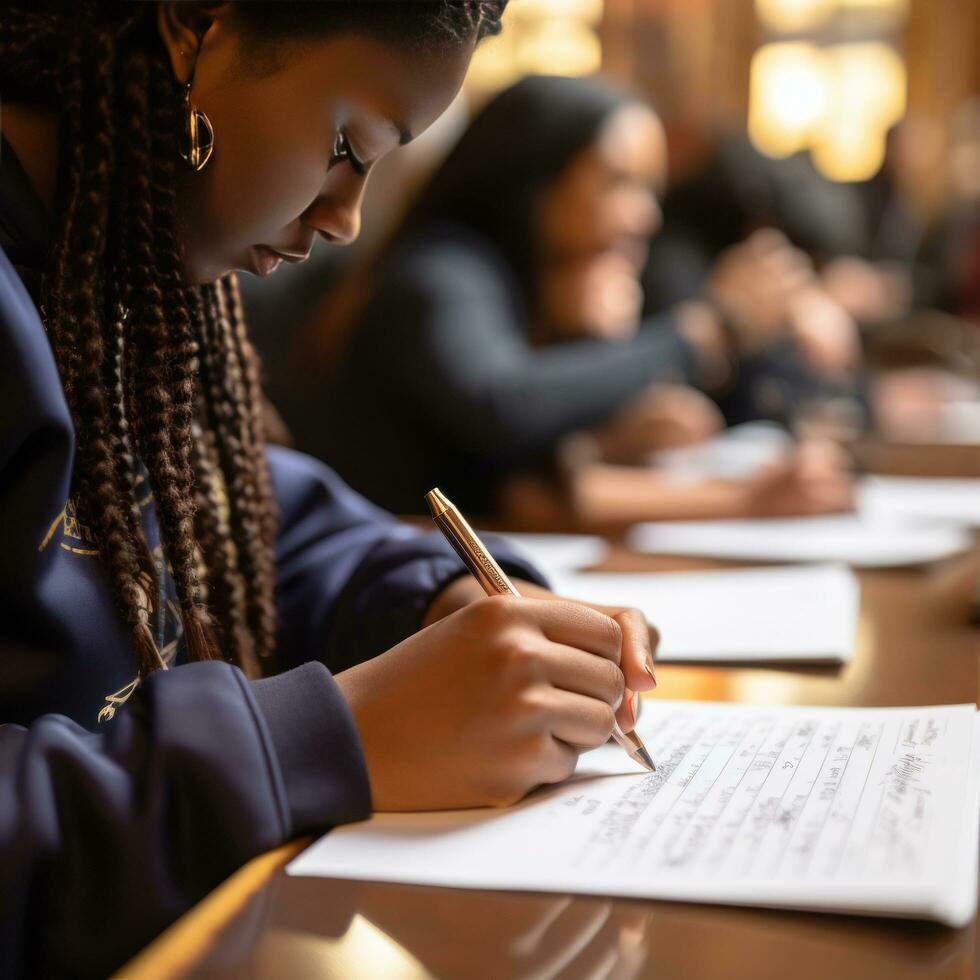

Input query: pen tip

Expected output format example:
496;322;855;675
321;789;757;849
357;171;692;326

424;488;449;518
635;746;657;772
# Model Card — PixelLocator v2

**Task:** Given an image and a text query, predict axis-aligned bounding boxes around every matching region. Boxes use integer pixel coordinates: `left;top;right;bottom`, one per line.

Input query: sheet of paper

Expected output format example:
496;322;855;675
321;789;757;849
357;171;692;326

627;514;972;567
859;477;980;528
653;428;980;528
545;565;858;664
652;421;792;480
289;702;980;926
490;533;608;578
652;429;980;522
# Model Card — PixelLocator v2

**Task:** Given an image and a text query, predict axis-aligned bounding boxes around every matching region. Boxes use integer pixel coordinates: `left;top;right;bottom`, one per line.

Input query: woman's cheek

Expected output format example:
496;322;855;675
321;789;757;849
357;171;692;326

211;157;322;247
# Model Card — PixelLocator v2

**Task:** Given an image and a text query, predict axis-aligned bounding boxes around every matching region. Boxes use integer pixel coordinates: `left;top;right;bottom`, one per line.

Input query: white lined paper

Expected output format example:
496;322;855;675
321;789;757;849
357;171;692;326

290;702;980;926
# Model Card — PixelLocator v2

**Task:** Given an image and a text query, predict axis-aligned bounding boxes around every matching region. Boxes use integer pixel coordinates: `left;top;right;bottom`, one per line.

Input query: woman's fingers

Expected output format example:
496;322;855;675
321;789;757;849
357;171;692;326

540;644;625;708
578;603;657;694
536;687;619;750
496;594;658;735
612;607;657;693
518;598;622;664
538;734;580;785
615;688;640;734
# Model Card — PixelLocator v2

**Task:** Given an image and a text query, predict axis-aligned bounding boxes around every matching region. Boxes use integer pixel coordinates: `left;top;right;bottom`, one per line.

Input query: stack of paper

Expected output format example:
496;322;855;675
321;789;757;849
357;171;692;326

289;701;980;927
545;564;858;664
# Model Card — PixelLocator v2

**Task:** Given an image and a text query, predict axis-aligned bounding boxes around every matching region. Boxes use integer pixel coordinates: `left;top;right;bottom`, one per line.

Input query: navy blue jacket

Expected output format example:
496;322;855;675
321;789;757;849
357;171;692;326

0;150;543;976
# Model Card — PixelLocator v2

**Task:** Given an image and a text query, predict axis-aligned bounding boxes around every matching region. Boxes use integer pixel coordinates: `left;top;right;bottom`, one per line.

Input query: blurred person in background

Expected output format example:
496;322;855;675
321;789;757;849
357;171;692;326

648;112;980;444
288;75;854;529
643;130;870;429
864;102;980;442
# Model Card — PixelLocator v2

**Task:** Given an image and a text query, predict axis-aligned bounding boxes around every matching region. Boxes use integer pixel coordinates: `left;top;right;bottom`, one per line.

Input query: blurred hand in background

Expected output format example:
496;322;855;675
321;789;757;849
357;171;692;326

592;383;726;463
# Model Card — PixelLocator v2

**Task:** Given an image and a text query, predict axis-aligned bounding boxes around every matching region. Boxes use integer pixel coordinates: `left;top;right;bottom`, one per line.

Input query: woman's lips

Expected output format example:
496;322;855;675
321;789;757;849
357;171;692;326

250;245;284;277
248;243;313;277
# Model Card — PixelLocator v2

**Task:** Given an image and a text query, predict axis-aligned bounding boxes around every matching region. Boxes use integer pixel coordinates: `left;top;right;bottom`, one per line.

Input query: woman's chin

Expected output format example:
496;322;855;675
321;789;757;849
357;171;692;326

180;249;240;286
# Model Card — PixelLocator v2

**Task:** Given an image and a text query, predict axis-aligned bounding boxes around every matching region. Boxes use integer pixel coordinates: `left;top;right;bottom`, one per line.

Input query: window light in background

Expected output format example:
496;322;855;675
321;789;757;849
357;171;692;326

812;42;906;181
756;0;837;33
749;41;906;181
468;0;604;92
749;42;830;157
837;0;909;14
757;0;909;31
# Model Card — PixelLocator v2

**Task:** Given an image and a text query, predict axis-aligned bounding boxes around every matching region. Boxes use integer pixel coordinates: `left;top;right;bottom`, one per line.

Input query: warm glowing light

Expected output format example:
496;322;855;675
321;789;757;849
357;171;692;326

757;0;908;31
749;40;906;181
755;0;835;33
467;29;521;90
828;42;906;127
467;0;604;90
518;19;603;76
838;0;908;13
255;918;429;979
812;114;888;182
814;43;905;180
518;0;603;22
749;43;830;157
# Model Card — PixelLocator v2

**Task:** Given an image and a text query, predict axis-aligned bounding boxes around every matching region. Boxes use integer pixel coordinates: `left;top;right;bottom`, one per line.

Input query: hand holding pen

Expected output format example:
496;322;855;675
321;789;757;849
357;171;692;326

331;490;658;811
426;488;656;772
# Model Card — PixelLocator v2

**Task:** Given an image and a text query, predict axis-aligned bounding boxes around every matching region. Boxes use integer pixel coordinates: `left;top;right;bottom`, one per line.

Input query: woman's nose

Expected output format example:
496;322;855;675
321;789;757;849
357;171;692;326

304;174;366;245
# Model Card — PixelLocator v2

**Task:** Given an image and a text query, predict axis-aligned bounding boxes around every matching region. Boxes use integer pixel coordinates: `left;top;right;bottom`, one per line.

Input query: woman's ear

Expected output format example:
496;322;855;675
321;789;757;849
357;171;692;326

156;2;230;86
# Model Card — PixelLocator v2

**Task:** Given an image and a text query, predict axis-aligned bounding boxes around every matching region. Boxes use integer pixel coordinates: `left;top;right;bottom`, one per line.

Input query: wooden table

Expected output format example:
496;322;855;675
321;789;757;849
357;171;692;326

119;547;980;980
850;439;980;478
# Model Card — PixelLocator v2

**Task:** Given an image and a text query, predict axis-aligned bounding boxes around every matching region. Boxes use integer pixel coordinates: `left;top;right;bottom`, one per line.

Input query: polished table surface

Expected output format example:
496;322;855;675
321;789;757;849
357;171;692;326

120;534;980;980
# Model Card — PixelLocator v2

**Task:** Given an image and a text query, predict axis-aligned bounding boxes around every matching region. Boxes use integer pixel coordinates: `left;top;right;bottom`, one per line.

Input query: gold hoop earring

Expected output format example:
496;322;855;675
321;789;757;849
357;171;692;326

179;82;214;171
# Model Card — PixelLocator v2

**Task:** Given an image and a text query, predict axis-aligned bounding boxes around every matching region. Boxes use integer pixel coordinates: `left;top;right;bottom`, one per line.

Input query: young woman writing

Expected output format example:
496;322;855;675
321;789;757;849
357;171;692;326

0;5;656;975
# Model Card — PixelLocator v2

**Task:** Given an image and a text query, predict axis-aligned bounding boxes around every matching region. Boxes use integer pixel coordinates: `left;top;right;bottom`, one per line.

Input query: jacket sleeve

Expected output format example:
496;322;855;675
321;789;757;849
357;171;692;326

0;659;370;979
269;445;549;674
359;228;699;464
0;449;547;980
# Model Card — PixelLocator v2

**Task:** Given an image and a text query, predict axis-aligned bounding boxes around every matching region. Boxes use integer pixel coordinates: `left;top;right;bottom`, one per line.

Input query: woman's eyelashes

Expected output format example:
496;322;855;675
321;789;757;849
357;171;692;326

330;130;368;177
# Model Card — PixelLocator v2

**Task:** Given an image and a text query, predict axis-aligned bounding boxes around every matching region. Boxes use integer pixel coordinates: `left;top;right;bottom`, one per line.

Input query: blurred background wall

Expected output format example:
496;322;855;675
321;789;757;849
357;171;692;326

470;0;978;190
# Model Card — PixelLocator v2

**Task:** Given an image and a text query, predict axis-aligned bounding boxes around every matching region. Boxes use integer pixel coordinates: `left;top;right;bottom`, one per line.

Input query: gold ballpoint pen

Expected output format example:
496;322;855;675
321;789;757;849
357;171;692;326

425;487;656;773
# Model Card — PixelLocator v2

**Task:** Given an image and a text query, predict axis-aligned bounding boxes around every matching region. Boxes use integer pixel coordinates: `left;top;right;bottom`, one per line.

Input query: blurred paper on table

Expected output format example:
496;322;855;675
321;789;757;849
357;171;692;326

546;564;858;664
289;702;980;927
654;429;980;529
652;421;791;480
859;477;980;528
490;533;608;578
628;514;971;567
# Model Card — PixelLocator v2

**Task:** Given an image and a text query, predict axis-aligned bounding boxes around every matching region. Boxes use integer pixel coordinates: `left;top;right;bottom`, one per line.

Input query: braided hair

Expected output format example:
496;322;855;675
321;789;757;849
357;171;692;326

0;0;506;682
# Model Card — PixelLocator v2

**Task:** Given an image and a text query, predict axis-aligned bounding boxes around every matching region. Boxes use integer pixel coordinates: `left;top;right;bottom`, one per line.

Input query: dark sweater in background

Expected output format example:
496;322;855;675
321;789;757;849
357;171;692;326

284;223;699;516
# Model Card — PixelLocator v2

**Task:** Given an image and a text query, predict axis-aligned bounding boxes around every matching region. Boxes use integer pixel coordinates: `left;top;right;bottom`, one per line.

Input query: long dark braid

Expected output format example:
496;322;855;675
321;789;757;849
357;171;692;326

124;36;220;666
48;17;169;676
0;0;508;684
222;276;280;657
1;4;250;677
196;277;277;672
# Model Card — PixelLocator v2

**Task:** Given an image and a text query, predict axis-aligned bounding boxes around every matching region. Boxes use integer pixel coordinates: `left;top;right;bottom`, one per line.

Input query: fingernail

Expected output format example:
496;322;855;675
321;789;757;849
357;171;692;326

644;656;657;687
